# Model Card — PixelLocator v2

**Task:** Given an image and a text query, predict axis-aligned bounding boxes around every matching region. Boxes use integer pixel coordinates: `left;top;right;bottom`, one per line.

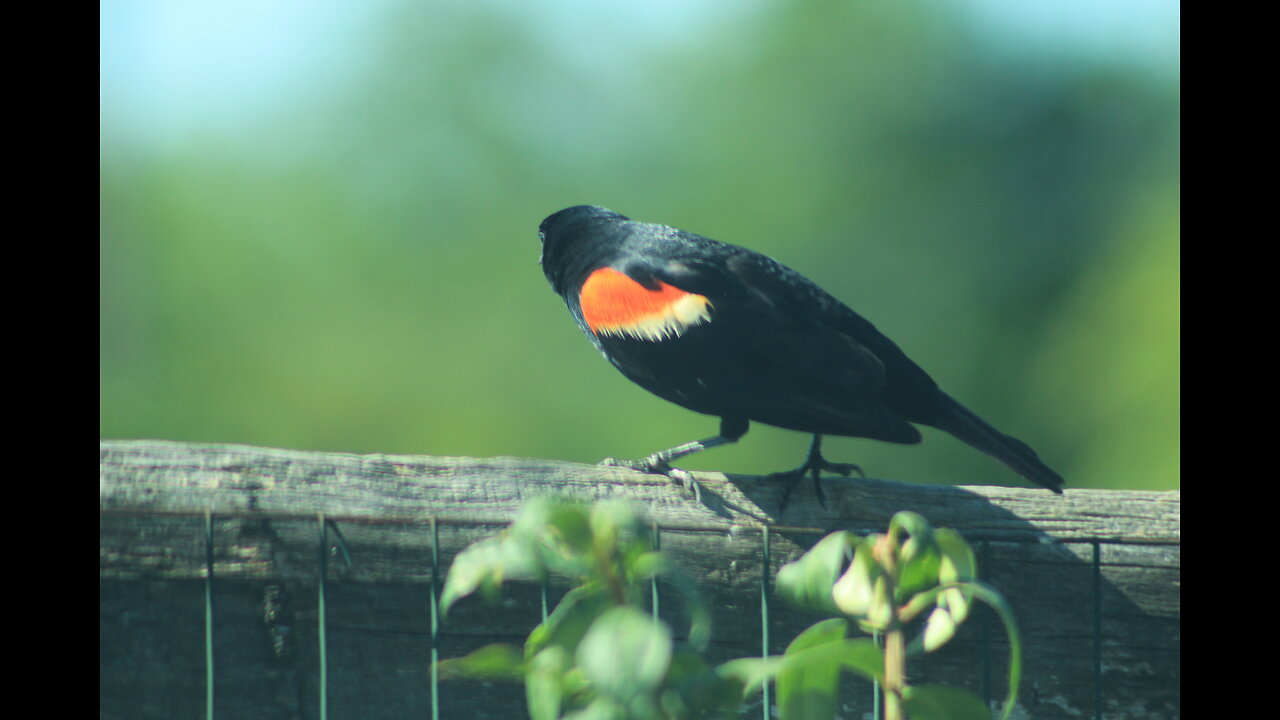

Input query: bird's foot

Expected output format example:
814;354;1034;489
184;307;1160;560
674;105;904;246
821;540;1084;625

767;452;863;511
600;456;702;504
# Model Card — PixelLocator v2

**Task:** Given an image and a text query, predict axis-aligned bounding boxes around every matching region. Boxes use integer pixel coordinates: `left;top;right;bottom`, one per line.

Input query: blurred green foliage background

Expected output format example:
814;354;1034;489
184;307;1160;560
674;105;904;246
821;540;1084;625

100;0;1179;491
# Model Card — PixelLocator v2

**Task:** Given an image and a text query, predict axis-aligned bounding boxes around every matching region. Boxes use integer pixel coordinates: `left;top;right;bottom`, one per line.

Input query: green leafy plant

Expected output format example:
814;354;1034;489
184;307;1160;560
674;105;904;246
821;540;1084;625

773;511;1022;720
436;498;758;719
436;502;1020;720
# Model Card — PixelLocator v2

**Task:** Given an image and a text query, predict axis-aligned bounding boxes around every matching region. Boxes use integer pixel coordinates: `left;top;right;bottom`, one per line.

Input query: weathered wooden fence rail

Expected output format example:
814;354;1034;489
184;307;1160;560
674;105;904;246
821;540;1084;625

100;439;1179;719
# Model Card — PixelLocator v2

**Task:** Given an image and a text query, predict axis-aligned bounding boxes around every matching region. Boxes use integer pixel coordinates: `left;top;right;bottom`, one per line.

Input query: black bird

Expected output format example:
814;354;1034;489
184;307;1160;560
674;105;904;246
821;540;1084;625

538;205;1064;504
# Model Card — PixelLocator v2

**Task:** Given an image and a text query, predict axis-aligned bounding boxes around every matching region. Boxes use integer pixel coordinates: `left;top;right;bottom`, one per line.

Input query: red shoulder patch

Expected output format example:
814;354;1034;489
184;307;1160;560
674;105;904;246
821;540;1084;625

579;267;712;341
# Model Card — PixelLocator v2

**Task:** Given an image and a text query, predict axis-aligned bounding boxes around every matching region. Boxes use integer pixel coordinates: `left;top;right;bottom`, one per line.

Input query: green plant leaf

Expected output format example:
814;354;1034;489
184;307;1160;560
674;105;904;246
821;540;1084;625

768;634;885;720
433;643;525;680
588;501;628;560
901;684;993;720
896;542;941;602
630;550;669;579
517;498;595;577
776;531;858;615
634;554;712;651
933;529;977;626
771;620;885;720
444;501;620;615
906;581;1022;719
526;645;571;720
562;696;628;720
921;606;958;652
888;511;930;537
545;499;597;552
717;656;786;699
888;512;933;562
903;530;979;652
832;538;892;630
934;530;976;583
777;619;846;720
439;535;540;615
525;585;614;661
783;637;884;685
576;606;673;705
658;649;749;719
963;582;1022;720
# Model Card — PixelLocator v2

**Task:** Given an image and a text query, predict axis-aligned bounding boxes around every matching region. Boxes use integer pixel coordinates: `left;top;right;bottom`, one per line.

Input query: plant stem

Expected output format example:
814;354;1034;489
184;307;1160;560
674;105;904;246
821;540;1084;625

883;627;905;720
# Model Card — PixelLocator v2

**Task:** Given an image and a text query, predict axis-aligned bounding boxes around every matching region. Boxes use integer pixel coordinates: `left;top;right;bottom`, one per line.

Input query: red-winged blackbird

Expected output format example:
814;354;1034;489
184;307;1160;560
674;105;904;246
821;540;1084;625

538;205;1064;503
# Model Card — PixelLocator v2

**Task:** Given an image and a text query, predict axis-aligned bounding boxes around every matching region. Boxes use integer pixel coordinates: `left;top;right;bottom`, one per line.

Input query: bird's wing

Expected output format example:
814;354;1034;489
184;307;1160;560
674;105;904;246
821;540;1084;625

708;250;941;404
648;249;895;390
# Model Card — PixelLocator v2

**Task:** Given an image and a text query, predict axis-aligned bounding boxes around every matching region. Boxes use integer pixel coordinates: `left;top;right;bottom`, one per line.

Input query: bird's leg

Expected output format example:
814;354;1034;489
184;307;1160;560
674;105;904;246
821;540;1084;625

601;417;749;503
769;434;864;510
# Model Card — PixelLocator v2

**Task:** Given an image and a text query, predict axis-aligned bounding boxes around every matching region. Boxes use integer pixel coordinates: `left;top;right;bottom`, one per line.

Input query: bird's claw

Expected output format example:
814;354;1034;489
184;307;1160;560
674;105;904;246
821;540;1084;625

600;456;658;472
819;460;864;478
599;457;702;504
768;456;864;511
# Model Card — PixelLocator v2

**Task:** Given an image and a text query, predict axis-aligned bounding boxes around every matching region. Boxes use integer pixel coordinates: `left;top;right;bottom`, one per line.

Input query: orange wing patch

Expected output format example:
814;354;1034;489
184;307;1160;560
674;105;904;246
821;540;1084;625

579;267;713;341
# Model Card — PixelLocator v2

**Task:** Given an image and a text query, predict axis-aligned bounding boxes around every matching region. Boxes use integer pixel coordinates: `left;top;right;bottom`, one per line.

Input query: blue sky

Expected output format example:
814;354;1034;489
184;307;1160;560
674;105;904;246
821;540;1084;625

101;0;1178;144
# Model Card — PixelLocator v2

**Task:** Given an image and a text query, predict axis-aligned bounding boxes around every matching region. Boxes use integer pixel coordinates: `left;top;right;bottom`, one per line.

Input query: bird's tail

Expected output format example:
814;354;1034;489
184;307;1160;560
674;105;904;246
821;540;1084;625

929;392;1064;493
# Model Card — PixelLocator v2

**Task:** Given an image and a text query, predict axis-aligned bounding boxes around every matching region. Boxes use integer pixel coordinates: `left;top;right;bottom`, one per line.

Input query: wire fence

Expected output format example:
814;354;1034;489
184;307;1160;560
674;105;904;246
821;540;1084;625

99;505;1151;720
